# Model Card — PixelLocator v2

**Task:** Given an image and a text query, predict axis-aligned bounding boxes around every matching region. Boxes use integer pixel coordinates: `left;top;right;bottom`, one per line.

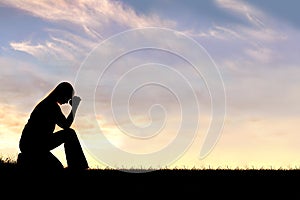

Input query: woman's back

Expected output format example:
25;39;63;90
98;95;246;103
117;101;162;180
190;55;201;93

20;97;60;152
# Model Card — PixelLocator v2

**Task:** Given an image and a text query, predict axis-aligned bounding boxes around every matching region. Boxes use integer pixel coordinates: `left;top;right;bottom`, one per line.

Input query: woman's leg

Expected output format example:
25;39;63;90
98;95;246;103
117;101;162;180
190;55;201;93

48;128;89;170
19;131;64;171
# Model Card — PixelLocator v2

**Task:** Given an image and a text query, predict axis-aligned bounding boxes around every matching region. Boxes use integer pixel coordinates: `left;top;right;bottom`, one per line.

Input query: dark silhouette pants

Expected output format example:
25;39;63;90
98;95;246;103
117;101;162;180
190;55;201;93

19;128;89;170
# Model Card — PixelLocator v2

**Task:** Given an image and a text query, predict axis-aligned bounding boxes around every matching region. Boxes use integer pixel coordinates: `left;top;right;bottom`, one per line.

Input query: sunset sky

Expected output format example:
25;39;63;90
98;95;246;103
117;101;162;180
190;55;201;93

1;0;300;170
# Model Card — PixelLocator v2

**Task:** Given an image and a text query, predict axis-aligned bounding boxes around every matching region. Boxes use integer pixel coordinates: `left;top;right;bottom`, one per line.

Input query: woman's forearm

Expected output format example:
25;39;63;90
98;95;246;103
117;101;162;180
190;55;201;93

65;105;79;128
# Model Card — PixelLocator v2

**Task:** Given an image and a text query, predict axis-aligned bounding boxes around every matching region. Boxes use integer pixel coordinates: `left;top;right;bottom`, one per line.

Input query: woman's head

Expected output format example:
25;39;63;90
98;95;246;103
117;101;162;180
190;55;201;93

52;82;74;104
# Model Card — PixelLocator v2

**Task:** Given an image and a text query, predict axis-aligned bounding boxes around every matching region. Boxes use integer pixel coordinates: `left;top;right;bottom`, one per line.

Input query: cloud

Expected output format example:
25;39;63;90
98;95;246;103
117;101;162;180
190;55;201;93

180;0;300;99
10;40;51;59
9;27;99;63
215;0;266;27
1;0;175;32
243;0;300;29
10;38;80;63
2;0;176;63
244;45;273;63
178;0;300;130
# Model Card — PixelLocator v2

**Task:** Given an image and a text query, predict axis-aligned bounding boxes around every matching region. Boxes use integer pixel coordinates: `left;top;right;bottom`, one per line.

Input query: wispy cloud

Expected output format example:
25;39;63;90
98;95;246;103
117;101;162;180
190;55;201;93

3;0;175;62
215;0;266;27
10;38;81;62
10;40;52;59
181;0;300;82
178;1;300;141
1;0;175;32
9;28;98;63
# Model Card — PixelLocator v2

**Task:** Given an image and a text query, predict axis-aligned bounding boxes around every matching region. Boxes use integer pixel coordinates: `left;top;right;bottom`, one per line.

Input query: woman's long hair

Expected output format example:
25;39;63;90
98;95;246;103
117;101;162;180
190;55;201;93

46;82;74;100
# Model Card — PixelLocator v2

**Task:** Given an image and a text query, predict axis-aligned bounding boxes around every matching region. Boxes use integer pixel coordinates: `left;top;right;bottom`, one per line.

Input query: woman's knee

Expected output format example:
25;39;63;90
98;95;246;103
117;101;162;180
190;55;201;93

66;128;76;134
65;128;78;140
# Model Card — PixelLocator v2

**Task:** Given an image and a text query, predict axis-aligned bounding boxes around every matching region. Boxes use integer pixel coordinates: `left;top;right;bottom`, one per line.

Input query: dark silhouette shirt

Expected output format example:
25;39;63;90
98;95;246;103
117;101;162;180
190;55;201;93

20;98;65;152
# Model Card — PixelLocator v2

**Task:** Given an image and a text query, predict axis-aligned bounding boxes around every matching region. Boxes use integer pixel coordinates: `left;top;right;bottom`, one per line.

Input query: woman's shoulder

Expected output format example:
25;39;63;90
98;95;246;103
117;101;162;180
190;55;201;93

35;98;60;113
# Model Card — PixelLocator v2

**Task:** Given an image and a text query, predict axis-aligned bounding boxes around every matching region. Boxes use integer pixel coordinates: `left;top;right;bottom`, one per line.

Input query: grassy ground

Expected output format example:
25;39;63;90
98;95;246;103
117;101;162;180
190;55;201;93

1;156;300;179
0;157;299;197
2;156;300;175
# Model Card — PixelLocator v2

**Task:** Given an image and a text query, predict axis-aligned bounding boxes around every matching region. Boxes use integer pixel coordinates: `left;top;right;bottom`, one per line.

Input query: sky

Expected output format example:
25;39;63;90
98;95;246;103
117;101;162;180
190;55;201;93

1;0;300;170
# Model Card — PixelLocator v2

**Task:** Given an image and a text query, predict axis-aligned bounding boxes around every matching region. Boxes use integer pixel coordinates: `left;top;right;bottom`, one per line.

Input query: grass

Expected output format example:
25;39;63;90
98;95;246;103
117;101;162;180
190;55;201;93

0;156;18;171
0;156;299;196
1;156;300;175
2;154;300;185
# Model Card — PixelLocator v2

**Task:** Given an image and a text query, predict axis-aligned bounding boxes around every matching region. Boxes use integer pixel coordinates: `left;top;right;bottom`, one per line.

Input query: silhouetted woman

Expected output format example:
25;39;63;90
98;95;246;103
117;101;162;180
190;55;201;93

18;81;89;171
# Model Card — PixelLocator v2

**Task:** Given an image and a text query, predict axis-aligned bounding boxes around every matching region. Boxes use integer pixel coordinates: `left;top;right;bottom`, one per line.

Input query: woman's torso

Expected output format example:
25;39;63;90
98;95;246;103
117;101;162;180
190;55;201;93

20;98;60;151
